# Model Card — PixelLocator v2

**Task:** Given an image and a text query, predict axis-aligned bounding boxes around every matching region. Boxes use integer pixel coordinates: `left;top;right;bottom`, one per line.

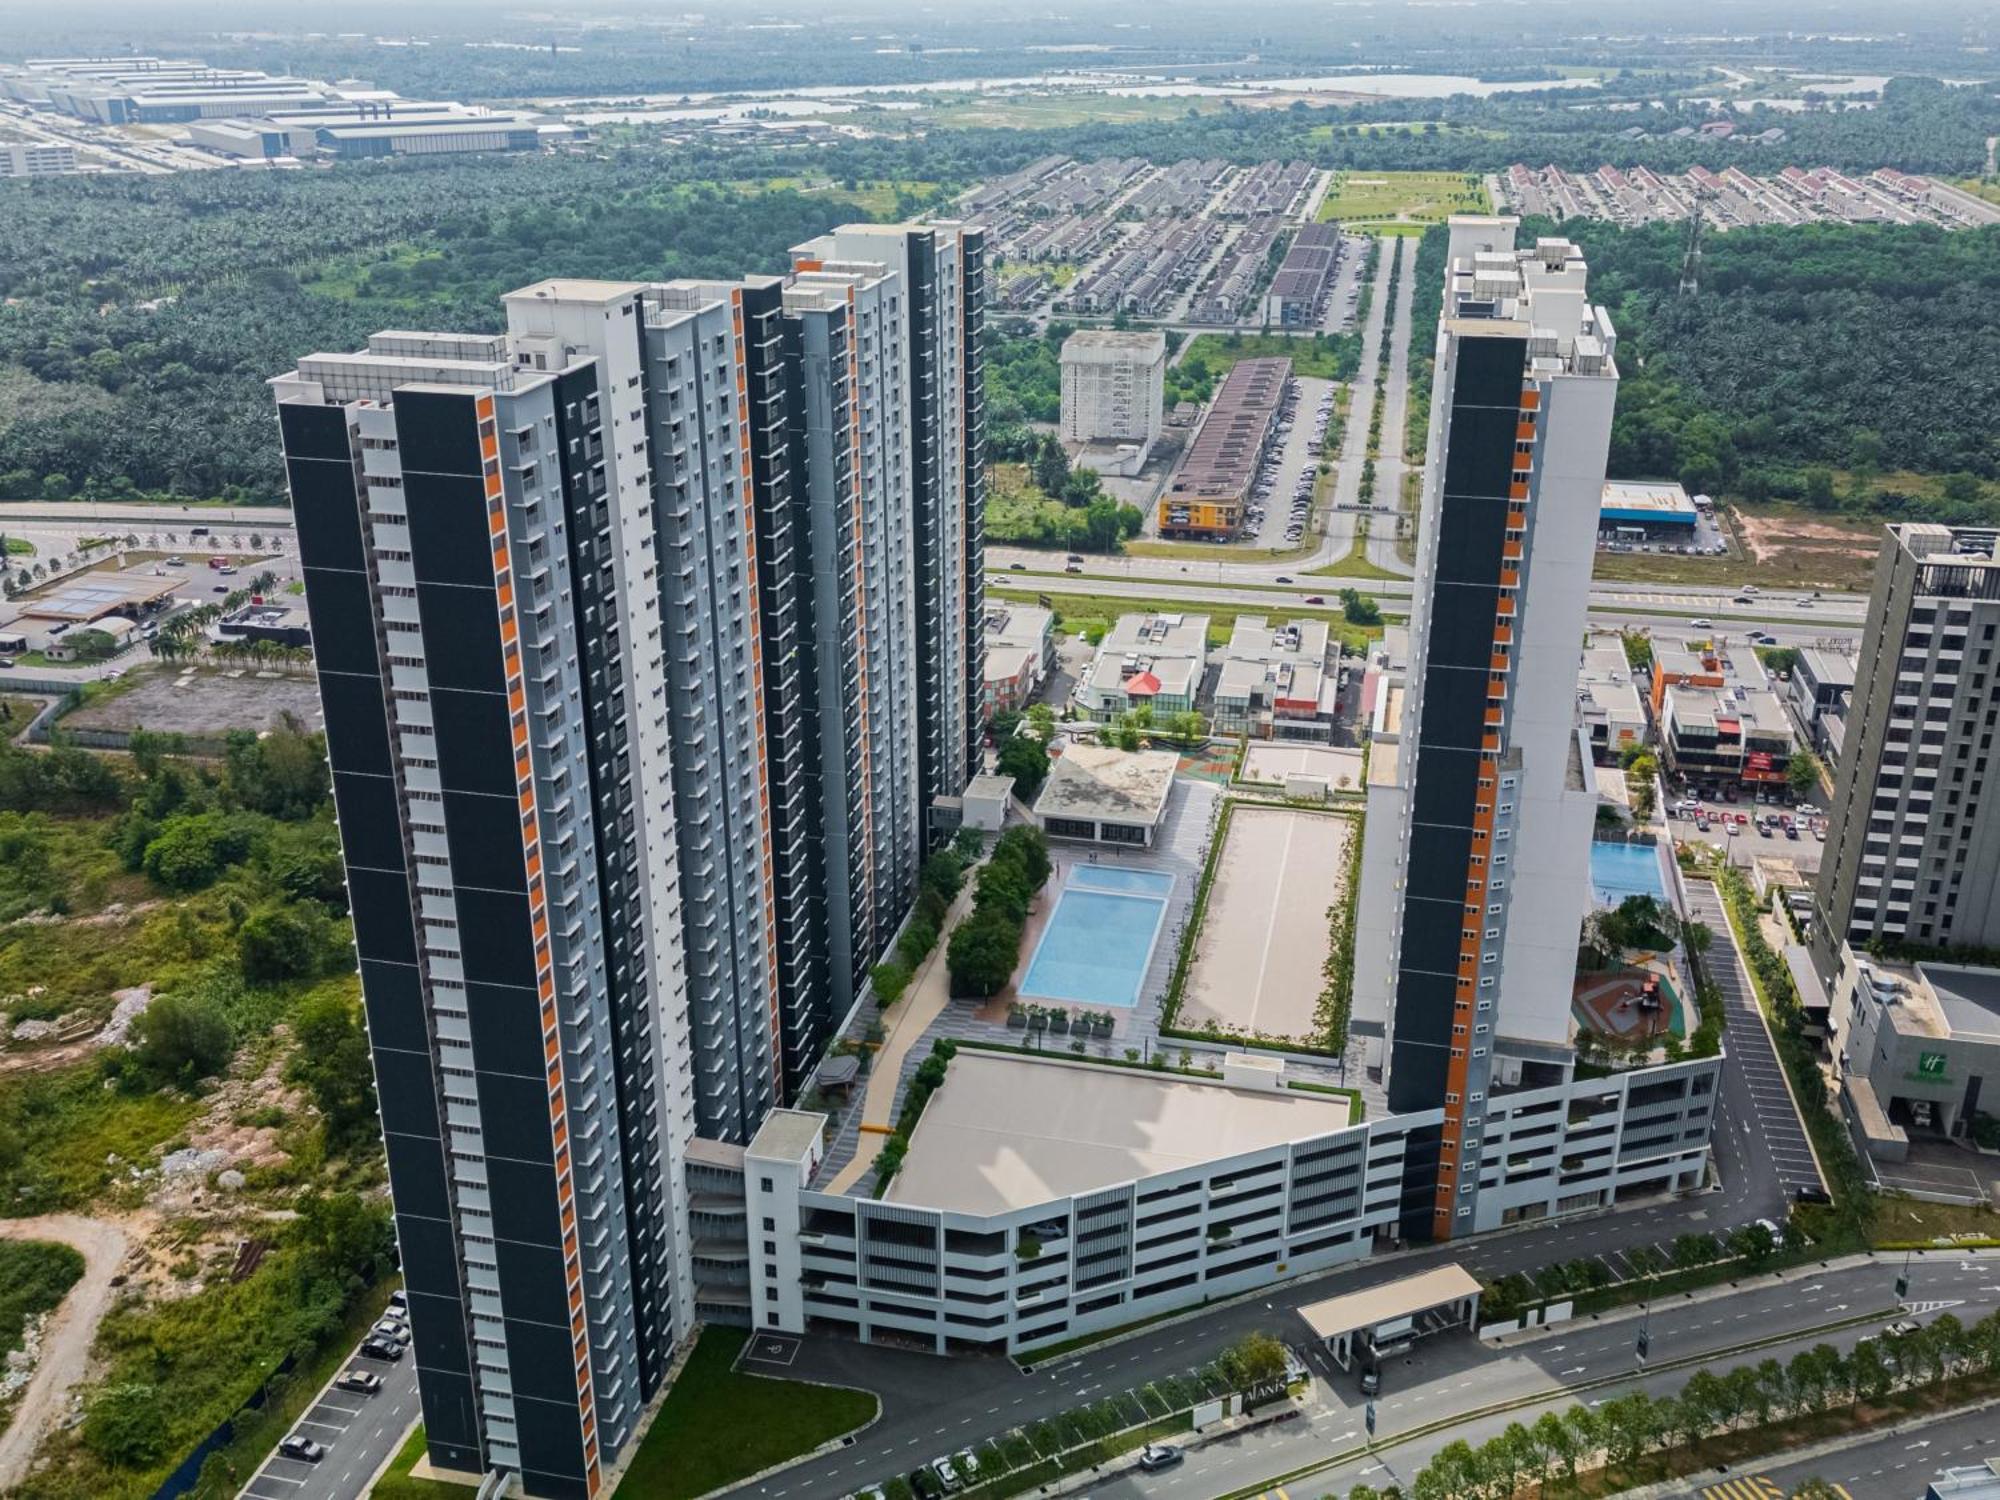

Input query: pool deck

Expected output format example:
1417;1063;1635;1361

808;780;1388;1197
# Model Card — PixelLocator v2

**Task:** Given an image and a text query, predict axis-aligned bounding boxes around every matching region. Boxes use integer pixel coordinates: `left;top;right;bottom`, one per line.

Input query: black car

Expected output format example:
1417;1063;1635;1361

359;1336;404;1362
910;1466;944;1500
279;1435;326;1463
335;1369;383;1395
1138;1444;1184;1472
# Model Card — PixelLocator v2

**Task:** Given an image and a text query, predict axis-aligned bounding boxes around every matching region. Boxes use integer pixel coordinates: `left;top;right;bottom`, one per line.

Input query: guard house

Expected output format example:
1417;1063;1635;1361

1296;1263;1483;1370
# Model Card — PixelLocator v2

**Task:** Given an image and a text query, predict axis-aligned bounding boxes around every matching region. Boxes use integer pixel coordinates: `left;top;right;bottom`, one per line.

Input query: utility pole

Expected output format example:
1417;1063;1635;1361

1678;190;1705;297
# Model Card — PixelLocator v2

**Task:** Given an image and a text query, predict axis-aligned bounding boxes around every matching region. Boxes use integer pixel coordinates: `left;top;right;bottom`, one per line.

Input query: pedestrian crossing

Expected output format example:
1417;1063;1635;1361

1699;1479;1852;1500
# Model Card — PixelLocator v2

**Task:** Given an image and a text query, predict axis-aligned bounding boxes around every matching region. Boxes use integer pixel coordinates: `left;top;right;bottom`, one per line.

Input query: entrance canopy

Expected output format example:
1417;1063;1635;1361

1297;1263;1483;1343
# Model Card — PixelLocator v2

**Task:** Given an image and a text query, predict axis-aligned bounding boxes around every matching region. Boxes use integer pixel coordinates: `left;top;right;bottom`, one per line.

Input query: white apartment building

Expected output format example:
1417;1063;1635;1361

1060;329;1167;473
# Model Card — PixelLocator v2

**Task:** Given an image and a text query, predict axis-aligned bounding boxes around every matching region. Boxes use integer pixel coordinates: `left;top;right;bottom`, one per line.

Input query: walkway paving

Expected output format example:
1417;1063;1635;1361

822;876;980;1195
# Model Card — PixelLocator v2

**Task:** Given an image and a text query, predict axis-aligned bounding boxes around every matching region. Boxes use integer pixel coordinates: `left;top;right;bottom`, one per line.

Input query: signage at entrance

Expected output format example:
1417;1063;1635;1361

1910;1051;1949;1084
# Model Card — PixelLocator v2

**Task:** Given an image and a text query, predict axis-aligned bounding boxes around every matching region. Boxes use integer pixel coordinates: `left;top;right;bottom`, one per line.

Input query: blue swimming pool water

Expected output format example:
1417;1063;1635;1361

1019;880;1171;1008
1067;865;1176;898
1590;840;1669;908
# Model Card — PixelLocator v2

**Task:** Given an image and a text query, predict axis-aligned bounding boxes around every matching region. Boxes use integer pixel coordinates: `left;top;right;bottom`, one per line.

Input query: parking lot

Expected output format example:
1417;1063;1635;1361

1683;880;1827;1201
1666;789;1826;878
1245;374;1335;549
240;1304;419;1500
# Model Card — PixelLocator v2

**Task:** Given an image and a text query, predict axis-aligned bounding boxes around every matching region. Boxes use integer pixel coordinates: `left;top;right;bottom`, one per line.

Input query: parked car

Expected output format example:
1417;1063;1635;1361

279;1436;327;1463
930;1455;963;1492
1755;1216;1788;1248
335;1369;383;1395
1138;1444;1185;1472
359;1336;404;1362
910;1466;944;1500
372;1319;410;1345
955;1449;981;1482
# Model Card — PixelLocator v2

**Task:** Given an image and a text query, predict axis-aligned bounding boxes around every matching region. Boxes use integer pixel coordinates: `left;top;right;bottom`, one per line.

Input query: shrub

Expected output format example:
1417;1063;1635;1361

872;960;912;1008
128;990;233;1087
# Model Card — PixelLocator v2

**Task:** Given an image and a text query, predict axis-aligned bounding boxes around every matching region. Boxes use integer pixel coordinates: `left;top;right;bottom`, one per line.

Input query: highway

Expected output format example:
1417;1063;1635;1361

1086;1253;2000;1500
1729;1398;2000;1499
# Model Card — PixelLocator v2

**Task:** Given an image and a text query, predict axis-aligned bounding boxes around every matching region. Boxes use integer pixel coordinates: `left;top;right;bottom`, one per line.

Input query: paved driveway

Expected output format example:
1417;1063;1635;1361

1684;880;1827;1201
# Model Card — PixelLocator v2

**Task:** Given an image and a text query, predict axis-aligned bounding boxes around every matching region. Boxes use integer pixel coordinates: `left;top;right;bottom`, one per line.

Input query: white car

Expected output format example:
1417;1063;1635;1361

1689;617;1712;629
1754;1216;1787;1247
931;1455;963;1491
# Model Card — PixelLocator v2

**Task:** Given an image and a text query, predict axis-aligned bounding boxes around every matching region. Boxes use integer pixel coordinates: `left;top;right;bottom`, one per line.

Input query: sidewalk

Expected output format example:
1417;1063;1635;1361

823;877;980;1194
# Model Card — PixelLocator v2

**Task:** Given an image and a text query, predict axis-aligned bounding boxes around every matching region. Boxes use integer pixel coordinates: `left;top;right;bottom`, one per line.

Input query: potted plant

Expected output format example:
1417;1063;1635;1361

1007;1003;1027;1030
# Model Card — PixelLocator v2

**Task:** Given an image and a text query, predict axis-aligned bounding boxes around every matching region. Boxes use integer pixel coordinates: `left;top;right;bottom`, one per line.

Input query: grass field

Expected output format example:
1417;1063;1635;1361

1955;177;2000;206
1309;542;1403;581
1179;331;1361;383
730;175;939;219
618;1327;877;1498
1316;170;1490;229
372;1427;474;1498
1122;536;1319;563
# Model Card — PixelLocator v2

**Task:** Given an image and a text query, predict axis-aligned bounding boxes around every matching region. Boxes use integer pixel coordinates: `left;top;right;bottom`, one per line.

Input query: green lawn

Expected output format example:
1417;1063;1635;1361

1180;331;1360;383
371;1427;474;1499
619;1327;877;1499
1309;544;1403;581
1316;170;1490;228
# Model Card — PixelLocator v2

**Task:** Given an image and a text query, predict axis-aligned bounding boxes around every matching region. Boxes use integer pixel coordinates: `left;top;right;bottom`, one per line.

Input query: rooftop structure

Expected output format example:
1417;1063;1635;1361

1076;612;1209;719
1160;357;1289;540
1578;636;1647;763
14;565;181;622
1033;744;1178;843
1213;615;1337;740
1264;221;1342;327
1658;682;1797;786
982;602;1054;718
882;1051;1352;1216
1599;480;1697;537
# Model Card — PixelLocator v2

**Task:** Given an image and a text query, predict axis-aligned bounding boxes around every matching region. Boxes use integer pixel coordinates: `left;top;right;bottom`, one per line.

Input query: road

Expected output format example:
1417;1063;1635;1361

1724;1397;2000;1499
1087;1254;2000;1500
1684;881;1827;1201
1366;234;1420;574
728;1248;2000;1500
238;1345;419;1500
1317;237;1394;569
0;1215;132;1493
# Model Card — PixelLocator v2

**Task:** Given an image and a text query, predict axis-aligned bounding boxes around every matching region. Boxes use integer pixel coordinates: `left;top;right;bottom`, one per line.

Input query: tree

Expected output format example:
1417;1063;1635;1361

295;1188;393;1276
872;960;912;1007
1221;1331;1288;1390
287;991;378;1146
1599;1391;1657;1474
1165;709;1208;749
997;732;1051;800
1729;1221;1778;1267
946;908;1021;998
1672;1231;1719;1270
1341;588;1381;627
60;628;120;662
128;990;233;1087
1788;748;1823;797
1534;1408;1581;1488
239;900;336;983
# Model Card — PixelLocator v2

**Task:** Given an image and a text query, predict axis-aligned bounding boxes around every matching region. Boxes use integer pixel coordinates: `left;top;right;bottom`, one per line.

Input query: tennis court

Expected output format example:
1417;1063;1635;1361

1180;806;1356;1041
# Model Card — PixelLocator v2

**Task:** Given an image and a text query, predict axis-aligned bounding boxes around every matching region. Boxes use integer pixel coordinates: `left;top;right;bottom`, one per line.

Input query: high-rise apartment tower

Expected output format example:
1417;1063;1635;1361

275;221;985;1498
1352;218;1621;1241
1813;523;2000;975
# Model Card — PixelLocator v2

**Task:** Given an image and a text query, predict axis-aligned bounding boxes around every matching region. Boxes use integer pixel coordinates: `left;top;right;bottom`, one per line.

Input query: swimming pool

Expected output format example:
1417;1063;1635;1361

1019;867;1174;1008
1590;840;1669;909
